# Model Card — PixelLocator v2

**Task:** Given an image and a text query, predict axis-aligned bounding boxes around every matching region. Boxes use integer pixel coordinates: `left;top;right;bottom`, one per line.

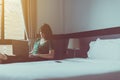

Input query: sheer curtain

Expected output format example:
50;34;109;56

21;0;37;51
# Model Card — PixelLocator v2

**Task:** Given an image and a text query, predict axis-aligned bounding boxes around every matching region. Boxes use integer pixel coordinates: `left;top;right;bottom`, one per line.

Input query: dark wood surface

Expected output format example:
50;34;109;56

51;26;120;59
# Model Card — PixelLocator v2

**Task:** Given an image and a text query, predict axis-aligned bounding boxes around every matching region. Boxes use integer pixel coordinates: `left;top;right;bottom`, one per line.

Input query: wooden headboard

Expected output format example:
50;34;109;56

66;27;120;58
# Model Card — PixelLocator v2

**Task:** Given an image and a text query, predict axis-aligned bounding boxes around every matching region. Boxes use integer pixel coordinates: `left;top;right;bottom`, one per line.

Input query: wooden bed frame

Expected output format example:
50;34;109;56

52;26;120;59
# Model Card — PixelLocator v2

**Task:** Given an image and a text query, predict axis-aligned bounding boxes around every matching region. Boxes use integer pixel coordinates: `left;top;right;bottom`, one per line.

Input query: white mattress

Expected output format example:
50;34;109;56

0;58;120;80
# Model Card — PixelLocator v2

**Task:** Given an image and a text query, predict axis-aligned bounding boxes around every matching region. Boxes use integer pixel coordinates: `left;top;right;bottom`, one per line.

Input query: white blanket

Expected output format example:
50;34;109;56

0;58;120;80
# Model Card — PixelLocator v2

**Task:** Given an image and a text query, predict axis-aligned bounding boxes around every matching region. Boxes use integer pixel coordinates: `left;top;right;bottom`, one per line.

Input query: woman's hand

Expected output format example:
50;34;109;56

29;50;33;54
29;54;39;58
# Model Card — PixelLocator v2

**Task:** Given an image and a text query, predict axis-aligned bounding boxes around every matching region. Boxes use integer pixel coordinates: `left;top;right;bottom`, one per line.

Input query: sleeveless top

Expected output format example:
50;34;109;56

32;38;53;54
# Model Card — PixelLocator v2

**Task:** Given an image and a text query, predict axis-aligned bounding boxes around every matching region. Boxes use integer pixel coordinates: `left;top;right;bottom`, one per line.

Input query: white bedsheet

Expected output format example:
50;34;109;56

0;58;120;80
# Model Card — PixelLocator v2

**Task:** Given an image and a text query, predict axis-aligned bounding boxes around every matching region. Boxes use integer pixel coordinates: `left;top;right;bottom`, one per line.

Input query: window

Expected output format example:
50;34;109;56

0;0;25;40
0;0;2;39
0;0;25;55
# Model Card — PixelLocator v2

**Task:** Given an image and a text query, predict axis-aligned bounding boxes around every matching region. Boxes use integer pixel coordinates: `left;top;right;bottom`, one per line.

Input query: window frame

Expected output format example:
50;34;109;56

0;0;25;44
1;0;4;40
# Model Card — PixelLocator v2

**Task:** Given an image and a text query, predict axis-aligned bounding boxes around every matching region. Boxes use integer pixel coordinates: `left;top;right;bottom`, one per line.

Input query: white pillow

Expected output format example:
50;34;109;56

87;41;96;57
88;38;120;60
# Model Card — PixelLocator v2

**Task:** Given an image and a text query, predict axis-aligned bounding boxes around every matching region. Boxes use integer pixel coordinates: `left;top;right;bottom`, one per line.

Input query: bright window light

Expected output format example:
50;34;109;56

0;0;25;40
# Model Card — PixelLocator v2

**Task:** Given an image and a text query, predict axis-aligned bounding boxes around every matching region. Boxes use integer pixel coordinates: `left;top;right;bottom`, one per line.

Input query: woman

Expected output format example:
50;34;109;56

29;23;54;59
0;24;55;63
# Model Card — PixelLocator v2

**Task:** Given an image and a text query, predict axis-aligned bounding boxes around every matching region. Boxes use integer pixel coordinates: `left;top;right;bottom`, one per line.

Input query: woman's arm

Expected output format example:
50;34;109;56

38;49;54;59
29;49;54;59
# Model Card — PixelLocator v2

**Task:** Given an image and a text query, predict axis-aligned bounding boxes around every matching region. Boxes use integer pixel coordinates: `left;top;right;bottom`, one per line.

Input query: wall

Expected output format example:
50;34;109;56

37;0;64;34
64;0;120;33
37;0;120;34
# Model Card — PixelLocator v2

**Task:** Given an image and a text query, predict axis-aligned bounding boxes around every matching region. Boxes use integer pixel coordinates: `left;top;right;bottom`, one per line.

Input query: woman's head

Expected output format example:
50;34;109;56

39;24;53;40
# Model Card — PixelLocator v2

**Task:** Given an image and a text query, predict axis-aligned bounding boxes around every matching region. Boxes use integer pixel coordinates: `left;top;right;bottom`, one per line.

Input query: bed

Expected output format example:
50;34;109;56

0;27;120;80
0;58;120;80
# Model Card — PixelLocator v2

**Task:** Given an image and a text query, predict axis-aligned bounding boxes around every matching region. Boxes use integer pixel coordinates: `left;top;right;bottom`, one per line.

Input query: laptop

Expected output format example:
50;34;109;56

12;40;29;57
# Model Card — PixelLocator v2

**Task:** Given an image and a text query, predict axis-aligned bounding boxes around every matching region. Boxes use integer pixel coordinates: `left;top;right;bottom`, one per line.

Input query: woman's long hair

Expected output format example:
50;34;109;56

40;24;53;40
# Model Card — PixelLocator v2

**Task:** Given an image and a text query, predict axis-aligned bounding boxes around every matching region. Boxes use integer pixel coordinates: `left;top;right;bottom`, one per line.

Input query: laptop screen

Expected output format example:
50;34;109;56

0;45;13;55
